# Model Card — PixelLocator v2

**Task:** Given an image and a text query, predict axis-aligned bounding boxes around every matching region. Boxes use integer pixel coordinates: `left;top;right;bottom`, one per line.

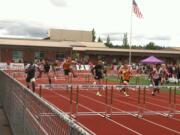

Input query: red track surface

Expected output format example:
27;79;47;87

13;72;180;135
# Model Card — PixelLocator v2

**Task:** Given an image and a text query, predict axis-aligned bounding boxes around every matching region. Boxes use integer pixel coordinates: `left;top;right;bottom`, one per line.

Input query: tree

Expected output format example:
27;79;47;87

98;36;102;42
122;33;129;48
145;42;163;50
105;35;112;47
92;28;96;42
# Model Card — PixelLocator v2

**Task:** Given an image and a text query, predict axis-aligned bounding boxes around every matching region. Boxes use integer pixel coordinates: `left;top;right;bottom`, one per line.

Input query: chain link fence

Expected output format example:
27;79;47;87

0;70;91;135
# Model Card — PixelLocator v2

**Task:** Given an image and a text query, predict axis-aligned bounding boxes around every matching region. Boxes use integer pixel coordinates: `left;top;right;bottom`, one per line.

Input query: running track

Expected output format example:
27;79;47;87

14;72;180;135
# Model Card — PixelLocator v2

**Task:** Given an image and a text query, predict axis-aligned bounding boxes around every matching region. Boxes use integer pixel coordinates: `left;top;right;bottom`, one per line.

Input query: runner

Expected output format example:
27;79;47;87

25;61;40;92
36;59;44;78
62;57;77;82
159;64;169;85
43;59;52;88
118;61;132;96
91;60;106;96
52;60;59;80
149;65;160;96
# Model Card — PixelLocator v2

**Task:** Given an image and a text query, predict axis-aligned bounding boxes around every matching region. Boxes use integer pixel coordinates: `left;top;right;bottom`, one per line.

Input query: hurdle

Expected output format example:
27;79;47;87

74;84;111;118
38;83;75;118
109;85;146;118
170;86;180;117
37;83;180;120
138;86;180;118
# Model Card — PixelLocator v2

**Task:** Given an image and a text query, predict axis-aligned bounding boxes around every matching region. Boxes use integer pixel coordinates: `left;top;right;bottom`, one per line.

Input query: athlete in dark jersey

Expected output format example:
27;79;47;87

43;59;52;87
91;60;106;96
25;62;39;92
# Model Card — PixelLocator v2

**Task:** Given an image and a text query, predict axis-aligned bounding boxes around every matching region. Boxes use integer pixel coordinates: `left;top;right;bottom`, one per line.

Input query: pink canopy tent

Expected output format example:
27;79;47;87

140;56;164;64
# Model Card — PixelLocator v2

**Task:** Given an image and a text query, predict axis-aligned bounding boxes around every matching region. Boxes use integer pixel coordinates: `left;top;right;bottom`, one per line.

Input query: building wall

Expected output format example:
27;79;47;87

1;48;12;62
0;46;72;63
24;49;34;62
0;48;1;61
77;51;180;65
177;59;180;64
49;29;92;42
0;45;179;65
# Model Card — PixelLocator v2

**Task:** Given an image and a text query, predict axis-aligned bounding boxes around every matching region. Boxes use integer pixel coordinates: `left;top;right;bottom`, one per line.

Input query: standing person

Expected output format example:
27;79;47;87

159;64;169;85
25;61;40;92
52;60;59;80
118;61;132;96
177;64;180;83
36;59;44;78
149;65;160;96
62;57;77;82
91;60;106;96
43;59;52;88
6;59;11;72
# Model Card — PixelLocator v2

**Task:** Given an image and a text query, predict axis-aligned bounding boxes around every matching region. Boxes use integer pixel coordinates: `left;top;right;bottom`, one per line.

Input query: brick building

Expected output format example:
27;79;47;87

0;29;179;64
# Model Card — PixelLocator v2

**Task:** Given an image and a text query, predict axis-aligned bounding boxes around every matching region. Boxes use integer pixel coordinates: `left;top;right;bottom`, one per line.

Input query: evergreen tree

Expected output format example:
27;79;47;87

145;42;163;50
92;28;96;42
98;36;102;42
105;35;112;47
122;33;129;48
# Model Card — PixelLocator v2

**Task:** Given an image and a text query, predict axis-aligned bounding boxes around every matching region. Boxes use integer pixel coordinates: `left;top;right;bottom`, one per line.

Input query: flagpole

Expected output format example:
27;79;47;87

129;0;133;65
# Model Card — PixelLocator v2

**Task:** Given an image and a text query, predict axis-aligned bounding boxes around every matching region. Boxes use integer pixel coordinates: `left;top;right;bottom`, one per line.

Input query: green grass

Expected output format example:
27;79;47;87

106;75;151;85
106;75;180;94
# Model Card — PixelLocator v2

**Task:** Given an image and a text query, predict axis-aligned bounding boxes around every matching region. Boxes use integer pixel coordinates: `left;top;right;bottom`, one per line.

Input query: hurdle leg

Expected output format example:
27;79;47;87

104;86;108;118
168;87;172;117
109;85;113;118
141;86;146;118
75;86;79;118
39;85;42;97
70;86;73;118
87;75;90;84
137;86;141;118
172;87;177;117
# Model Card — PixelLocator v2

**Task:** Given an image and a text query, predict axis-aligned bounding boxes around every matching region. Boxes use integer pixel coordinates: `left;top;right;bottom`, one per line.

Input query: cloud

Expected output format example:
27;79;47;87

49;0;68;7
0;20;48;39
147;35;171;41
97;32;172;46
99;32;124;41
132;34;146;40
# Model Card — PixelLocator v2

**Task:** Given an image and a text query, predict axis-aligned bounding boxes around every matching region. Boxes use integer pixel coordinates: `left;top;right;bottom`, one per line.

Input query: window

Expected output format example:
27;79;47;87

12;50;23;62
35;51;44;60
56;52;64;61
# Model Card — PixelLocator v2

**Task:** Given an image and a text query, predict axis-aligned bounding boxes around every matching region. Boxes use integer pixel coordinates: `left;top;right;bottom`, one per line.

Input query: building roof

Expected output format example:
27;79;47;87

79;42;106;48
0;38;72;48
0;38;179;55
172;47;180;51
0;38;106;48
73;47;180;55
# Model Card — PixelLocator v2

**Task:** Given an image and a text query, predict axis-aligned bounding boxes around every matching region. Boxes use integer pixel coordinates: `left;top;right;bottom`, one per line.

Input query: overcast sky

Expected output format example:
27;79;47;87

0;0;180;47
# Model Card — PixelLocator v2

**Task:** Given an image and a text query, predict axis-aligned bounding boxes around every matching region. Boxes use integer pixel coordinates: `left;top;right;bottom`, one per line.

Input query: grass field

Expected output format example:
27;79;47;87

106;75;180;94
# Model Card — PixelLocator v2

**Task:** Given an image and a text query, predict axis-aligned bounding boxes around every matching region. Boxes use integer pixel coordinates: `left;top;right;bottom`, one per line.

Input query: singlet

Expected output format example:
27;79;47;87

26;64;36;77
121;69;131;81
151;68;159;80
92;64;104;75
44;63;50;72
63;61;72;70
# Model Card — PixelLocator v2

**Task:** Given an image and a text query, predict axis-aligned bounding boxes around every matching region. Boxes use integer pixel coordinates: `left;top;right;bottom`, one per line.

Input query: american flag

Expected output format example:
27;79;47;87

133;0;143;18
